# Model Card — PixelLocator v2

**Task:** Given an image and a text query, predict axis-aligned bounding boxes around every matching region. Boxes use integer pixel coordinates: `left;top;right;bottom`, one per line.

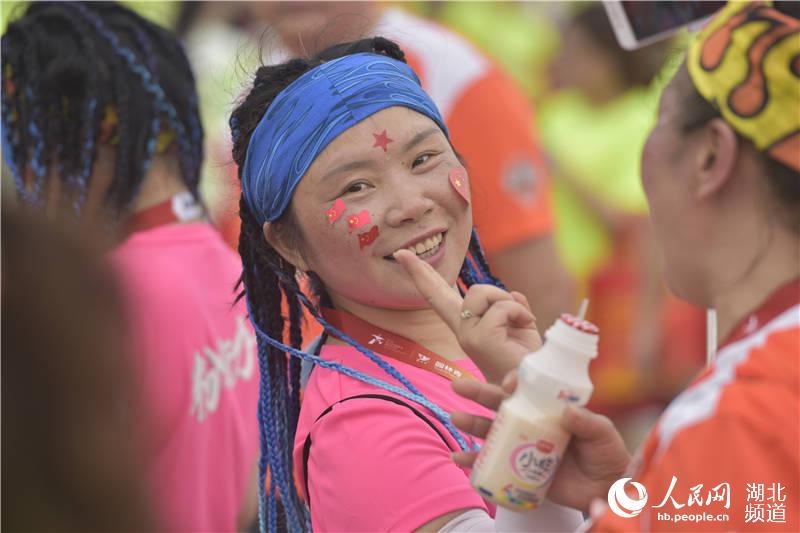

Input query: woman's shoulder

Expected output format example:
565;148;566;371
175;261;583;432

293;354;462;471
298;344;422;419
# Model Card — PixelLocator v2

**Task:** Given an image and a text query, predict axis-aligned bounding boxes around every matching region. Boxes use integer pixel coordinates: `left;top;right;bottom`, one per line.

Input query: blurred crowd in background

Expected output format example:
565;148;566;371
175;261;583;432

2;1;709;530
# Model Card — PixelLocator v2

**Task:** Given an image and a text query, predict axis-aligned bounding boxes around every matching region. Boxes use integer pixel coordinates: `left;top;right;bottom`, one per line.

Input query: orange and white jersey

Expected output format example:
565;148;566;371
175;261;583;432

594;279;800;531
376;9;554;255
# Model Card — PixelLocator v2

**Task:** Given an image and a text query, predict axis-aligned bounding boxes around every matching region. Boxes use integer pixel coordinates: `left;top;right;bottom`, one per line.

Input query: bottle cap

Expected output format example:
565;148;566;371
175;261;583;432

544;314;599;359
560;313;599;334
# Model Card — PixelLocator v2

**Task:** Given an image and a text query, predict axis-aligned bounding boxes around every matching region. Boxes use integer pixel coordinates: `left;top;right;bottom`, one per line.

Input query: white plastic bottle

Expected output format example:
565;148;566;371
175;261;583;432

470;313;599;511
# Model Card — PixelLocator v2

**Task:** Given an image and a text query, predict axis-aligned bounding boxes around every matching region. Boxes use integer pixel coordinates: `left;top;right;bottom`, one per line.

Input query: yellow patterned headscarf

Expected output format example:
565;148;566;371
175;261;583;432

687;1;799;172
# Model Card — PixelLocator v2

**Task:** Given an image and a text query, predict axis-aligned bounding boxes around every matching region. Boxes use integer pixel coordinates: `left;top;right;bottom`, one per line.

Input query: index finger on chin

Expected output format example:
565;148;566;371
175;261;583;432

393;249;463;331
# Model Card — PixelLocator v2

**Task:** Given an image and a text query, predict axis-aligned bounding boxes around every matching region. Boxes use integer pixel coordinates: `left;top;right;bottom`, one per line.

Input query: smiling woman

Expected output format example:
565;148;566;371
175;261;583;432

228;38;580;533
271;106;472;309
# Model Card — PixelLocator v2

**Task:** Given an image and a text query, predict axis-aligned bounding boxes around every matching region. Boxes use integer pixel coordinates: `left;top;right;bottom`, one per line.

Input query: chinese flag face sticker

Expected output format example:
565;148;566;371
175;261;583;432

358;225;380;250
326;198;346;225
347;210;371;233
449;167;470;204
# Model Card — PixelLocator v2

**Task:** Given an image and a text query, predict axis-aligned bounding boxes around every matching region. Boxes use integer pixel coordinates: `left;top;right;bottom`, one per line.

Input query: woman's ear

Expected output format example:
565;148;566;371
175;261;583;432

262;221;310;272
694;118;739;200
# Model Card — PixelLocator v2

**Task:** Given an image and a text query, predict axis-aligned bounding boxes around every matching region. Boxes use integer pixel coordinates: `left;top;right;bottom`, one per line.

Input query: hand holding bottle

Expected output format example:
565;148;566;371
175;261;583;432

394;249;631;513
450;374;631;513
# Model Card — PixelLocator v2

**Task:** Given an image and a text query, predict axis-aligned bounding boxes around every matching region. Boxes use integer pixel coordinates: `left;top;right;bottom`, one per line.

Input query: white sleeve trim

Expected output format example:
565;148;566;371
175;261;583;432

437;509;495;532
495;501;585;532
437;501;585;532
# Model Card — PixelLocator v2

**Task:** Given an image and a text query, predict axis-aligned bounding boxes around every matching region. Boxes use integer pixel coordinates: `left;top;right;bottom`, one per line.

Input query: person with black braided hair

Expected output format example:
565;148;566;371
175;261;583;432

2;3;260;531
230;37;583;533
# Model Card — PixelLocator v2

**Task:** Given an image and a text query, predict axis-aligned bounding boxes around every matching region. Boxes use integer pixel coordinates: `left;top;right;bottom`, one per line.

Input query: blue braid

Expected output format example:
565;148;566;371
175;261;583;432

129;25;161;189
249;275;307;533
47;5;99;215
24;88;47;202
137;21;202;179
287;295;303;443
156;34;202;189
459;252;478;287
292;290;446;403
27;124;46;199
257;339;302;533
288;352;302;439
270;341;305;531
1;107;26;203
262;328;472;449
469;229;506;289
247;298;473;452
54;143;69;206
461;255;481;286
229;115;241;147
268;475;277;533
68;4;196;188
470;229;488;259
263;343;305;532
256;395;269;533
0;57;23;199
73;97;97;212
187;91;203;185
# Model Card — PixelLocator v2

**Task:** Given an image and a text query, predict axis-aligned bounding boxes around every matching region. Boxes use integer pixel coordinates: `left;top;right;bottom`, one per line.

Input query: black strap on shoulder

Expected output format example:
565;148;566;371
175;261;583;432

302;393;455;508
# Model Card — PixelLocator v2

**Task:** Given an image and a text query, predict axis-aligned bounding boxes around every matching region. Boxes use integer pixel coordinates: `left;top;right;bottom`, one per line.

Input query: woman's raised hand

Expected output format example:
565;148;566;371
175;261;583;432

393;249;541;385
394;250;630;511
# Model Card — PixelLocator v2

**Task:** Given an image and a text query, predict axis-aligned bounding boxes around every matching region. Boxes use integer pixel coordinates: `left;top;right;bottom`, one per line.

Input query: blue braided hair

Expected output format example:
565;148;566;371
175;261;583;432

23;88;47;204
67;3;202;202
0;2;203;217
129;24;161;185
0;102;24;201
468;228;506;289
231;38;506;533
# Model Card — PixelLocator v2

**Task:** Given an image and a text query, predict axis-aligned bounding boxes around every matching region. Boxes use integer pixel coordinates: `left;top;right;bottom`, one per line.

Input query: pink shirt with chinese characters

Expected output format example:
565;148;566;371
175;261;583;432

111;222;259;532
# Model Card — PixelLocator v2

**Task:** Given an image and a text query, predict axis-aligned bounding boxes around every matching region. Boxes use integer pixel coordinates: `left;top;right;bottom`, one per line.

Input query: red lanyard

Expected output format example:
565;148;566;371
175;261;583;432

721;277;800;348
125;192;204;235
320;307;478;382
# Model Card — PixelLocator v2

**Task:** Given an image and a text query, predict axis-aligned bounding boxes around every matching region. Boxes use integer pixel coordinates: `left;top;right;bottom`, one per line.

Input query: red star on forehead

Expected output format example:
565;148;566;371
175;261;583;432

372;129;394;152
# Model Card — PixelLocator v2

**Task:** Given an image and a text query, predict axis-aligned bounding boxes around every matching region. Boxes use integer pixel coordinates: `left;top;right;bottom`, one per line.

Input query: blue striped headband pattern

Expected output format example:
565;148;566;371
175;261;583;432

241;52;449;224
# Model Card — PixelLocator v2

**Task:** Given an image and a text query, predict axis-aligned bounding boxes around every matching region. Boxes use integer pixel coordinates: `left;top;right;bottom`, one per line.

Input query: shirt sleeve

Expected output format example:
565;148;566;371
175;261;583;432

446;68;554;255
592;380;799;532
305;397;488;532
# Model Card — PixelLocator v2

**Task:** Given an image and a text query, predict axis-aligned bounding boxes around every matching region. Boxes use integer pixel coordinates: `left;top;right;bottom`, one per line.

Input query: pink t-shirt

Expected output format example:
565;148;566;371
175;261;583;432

111;223;259;532
293;343;496;532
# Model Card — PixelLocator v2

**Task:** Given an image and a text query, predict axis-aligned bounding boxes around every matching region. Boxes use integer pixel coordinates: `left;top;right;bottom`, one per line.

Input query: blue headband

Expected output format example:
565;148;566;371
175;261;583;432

240;52;449;224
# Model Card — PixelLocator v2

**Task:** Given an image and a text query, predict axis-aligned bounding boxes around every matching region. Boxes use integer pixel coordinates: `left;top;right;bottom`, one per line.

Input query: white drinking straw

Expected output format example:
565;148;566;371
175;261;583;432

706;308;718;367
577;298;589;320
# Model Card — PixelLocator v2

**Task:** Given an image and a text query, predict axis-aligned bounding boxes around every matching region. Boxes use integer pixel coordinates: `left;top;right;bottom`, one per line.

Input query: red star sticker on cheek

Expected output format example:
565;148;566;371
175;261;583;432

372;129;394;152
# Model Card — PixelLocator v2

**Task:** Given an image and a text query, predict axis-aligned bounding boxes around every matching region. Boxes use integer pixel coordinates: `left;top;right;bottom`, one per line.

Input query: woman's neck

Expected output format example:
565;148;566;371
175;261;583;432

327;295;469;362
130;155;191;214
711;225;800;343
